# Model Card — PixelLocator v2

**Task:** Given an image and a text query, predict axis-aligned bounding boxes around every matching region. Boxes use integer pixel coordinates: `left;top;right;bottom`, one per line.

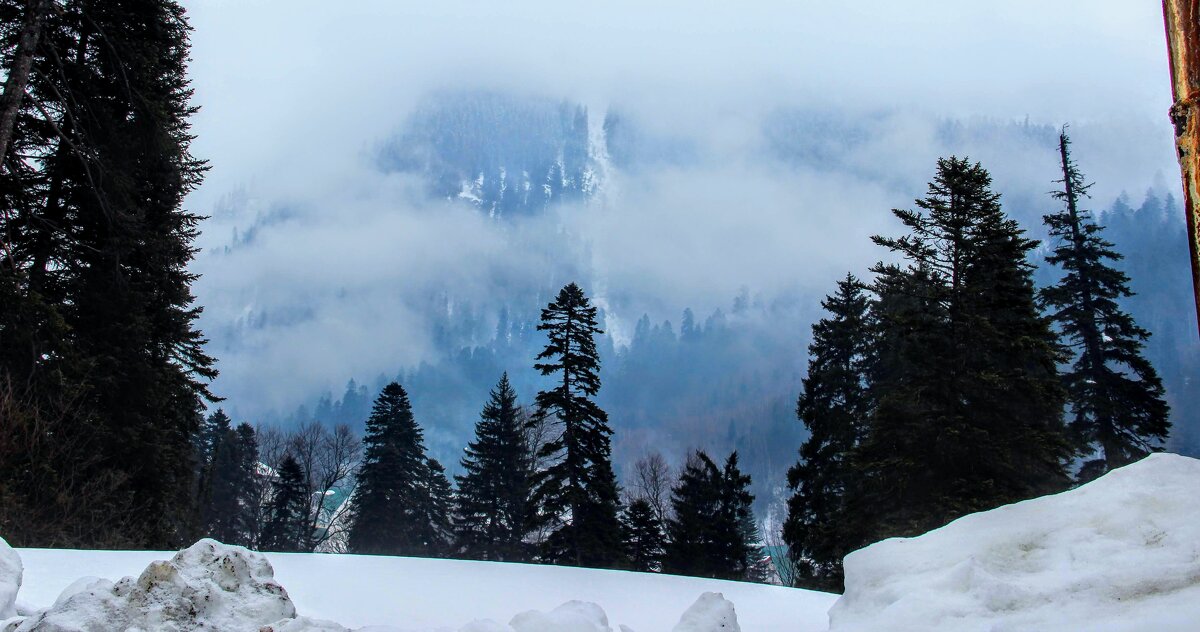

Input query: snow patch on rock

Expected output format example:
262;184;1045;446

509;600;612;632
671;592;739;632
8;539;295;631
829;453;1200;632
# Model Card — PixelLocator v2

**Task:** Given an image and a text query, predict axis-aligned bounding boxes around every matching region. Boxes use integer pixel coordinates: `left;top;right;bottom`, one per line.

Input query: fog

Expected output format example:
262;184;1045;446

178;0;1180;427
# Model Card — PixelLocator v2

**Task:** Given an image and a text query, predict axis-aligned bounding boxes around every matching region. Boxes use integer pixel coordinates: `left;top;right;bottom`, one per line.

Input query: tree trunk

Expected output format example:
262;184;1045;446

1163;0;1200;337
0;0;53;170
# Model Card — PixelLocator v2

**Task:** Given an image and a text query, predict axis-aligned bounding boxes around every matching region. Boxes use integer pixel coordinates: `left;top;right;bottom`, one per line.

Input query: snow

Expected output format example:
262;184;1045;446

829;453;1200;632
7;539;294;631
670;592;739;631
10;454;1194;631
12;544;833;631
0;536;21;619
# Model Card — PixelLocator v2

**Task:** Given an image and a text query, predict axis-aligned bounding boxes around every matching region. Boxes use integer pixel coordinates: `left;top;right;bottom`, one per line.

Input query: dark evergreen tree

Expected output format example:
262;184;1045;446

0;0;216;547
198;410;242;544
1042;131;1170;482
419;457;455;557
783;274;872;591
620;498;665;572
454;373;533;561
529;283;623;567
260;454;310;552
233;422;262;547
664;451;757;580
720;452;759;579
348;382;440;556
851;157;1070;544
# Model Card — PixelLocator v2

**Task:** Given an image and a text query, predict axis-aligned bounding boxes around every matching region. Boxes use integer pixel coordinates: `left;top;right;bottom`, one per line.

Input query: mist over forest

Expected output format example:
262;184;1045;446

190;90;1198;512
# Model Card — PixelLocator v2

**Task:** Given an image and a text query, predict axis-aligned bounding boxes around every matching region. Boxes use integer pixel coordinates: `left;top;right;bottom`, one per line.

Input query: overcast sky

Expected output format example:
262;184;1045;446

176;1;1181;417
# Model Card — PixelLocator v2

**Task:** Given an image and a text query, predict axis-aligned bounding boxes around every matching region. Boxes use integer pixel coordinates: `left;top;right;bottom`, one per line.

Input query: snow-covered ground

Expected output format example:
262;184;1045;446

831;453;1200;631
10;545;834;631
4;453;1198;631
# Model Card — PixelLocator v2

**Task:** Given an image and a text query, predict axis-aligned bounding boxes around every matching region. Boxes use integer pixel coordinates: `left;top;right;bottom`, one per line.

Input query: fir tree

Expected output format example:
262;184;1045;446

454;373;533;561
852;157;1070;543
0;0;216;546
1042;130;1170;482
529;283;623;567
348;382;440;556
233;423;262;547
260;454;310;552
783;274;872;591
198;410;242;544
620;498;665;572
664;451;757;580
419;457;455;557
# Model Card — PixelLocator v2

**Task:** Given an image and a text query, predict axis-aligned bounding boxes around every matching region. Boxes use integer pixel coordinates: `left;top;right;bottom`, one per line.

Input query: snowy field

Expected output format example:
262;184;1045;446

4;453;1198;631
12;547;835;630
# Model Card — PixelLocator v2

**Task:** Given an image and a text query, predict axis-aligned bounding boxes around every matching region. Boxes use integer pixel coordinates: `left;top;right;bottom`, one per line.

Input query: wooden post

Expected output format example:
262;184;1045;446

1163;0;1200;337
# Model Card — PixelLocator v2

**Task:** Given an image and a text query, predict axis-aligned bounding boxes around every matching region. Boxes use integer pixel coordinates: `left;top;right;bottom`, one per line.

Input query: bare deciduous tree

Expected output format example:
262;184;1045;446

252;421;361;552
629;452;673;525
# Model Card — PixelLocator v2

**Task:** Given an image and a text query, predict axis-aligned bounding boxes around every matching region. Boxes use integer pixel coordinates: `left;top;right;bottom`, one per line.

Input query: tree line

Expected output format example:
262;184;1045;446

782;132;1171;592
189;283;766;582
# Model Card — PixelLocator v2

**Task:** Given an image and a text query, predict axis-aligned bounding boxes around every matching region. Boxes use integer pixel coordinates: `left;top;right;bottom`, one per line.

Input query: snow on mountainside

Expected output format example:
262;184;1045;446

830;453;1200;632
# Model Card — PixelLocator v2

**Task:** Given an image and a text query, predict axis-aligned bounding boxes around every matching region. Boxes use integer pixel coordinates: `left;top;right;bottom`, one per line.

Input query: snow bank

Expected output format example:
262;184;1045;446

830;453;1200;632
509;600;612;632
0;536;20;620
7;539;295;631
15;548;833;631
671;592;739;632
5;539;825;631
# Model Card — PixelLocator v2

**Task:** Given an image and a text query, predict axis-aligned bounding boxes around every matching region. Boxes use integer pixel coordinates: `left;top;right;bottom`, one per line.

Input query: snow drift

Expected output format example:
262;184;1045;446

1;540;763;632
829;453;1200;632
0;537;20;620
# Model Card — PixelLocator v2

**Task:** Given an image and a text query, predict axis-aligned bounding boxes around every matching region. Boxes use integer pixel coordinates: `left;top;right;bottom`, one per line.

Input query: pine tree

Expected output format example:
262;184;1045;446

664;451;757;580
260;454;310;552
620;498;665;572
783;274;872;591
454;373;533;561
529;283;623;567
851;157;1070;543
233;423;262;547
0;0;216;547
1042;130;1170;482
198;410;243;544
718;452;758;580
349;382;441;556
419;457;455;557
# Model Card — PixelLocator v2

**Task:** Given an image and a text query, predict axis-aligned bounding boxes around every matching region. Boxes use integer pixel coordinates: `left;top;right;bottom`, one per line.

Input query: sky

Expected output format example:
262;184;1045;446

176;1;1181;418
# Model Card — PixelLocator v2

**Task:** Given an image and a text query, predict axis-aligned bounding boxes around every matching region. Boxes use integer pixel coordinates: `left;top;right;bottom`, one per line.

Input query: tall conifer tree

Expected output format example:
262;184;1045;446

783;274;871;591
1042;131;1170;481
454;373;533;561
852;157;1069;543
260;454;310;553
349;382;440;556
664;451;756;581
0;0;216;546
419;457;455;557
529;283;623;567
620;498;665;572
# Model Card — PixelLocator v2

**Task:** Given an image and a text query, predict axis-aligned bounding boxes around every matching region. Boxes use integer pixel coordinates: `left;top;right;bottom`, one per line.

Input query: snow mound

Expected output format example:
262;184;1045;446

8;539;296;631
509;600;612;632
0;537;20;620
829;453;1200;632
671;592;739;632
